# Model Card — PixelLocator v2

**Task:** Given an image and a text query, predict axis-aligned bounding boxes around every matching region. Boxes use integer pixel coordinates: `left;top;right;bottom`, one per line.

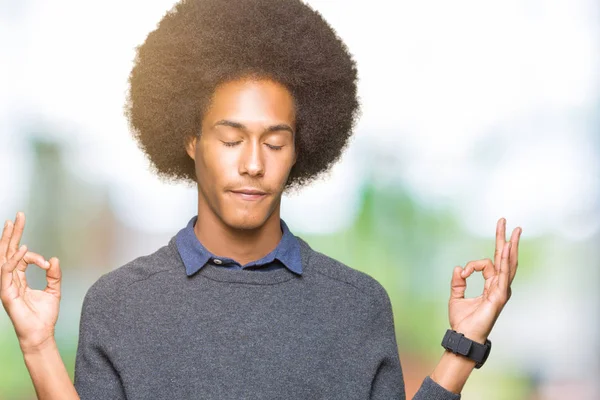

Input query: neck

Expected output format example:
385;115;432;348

193;194;283;266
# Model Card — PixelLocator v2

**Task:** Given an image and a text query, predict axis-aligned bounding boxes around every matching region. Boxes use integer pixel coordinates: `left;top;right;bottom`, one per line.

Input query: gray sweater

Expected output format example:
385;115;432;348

73;235;461;399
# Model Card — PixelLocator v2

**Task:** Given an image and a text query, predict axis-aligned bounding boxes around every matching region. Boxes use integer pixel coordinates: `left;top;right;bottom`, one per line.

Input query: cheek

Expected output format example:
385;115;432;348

268;151;295;181
196;145;239;190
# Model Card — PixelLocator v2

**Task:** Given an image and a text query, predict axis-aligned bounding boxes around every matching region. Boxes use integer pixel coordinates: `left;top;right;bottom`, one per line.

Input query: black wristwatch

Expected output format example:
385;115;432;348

441;329;492;369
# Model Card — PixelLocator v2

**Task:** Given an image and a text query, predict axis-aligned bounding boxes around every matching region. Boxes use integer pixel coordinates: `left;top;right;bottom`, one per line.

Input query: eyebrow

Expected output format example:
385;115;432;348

212;119;294;136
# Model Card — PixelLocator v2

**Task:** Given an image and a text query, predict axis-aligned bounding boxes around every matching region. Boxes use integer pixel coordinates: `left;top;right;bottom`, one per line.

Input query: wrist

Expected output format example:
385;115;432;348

19;336;79;400
442;329;492;370
20;335;57;356
430;350;477;394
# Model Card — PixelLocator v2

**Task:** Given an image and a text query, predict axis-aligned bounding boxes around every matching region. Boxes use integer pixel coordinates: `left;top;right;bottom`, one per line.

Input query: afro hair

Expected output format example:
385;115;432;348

125;0;360;191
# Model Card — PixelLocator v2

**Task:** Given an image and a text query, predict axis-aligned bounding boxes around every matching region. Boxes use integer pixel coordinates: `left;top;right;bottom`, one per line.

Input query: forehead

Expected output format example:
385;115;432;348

205;77;296;125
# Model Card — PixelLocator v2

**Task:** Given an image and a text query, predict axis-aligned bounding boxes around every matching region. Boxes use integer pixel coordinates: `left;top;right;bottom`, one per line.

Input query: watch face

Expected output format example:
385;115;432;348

443;330;472;355
456;338;472;356
442;330;492;368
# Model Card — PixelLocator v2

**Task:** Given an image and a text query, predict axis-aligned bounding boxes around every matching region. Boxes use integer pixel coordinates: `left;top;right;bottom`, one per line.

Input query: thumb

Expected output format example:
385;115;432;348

43;257;61;298
450;266;467;300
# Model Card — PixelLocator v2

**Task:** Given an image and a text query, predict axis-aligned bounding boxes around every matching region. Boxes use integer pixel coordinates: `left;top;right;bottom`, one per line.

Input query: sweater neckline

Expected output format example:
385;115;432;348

168;235;312;285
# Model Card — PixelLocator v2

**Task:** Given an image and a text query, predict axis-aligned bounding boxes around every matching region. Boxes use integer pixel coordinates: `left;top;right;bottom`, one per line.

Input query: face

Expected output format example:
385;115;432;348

185;77;297;230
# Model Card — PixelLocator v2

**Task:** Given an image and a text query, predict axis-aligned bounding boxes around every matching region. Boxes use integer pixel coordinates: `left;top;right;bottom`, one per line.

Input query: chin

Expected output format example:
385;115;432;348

223;211;269;231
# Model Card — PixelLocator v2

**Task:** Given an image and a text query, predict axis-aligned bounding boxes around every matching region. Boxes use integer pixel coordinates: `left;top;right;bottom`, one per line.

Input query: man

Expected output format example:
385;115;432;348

0;0;522;398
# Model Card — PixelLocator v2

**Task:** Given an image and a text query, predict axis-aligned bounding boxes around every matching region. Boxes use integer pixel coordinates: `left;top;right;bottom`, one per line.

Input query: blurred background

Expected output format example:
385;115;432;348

1;0;599;398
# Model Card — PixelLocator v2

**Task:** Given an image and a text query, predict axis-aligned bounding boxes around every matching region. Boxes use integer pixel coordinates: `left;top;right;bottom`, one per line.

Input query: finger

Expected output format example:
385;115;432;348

498;242;511;292
15;251;51;291
7;212;25;259
13;270;23;291
509;227;522;284
1;245;27;292
461;258;496;280
494;218;506;274
450;266;467;300
44;257;61;297
17;251;49;273
0;220;15;263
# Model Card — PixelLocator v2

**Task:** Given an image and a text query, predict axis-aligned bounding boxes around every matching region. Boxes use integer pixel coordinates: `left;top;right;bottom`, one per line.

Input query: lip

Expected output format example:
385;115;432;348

231;188;267;195
229;189;268;201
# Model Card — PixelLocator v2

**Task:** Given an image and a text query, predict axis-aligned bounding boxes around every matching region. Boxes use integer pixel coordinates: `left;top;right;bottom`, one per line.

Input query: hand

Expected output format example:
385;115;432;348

448;218;522;343
0;212;62;353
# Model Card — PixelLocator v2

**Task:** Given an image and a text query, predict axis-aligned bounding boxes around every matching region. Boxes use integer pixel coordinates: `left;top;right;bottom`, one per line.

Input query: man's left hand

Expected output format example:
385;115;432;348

448;218;522;344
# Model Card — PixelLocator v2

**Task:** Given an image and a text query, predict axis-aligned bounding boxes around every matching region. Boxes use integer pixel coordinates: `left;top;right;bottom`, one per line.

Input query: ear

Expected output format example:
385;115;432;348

185;136;197;161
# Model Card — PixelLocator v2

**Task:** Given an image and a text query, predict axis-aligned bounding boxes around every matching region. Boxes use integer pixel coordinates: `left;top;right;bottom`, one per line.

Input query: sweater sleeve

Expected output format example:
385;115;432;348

73;276;127;400
369;282;461;400
413;376;461;400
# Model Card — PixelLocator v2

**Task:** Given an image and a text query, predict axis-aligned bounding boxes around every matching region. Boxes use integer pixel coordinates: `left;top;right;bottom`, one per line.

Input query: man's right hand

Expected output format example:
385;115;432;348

0;211;62;353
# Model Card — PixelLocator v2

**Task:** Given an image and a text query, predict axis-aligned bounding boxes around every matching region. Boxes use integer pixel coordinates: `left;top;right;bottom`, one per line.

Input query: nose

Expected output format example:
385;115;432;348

239;140;265;177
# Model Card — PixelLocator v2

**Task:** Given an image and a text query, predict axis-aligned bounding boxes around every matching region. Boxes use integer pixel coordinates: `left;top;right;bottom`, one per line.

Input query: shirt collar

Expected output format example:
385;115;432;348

175;215;302;277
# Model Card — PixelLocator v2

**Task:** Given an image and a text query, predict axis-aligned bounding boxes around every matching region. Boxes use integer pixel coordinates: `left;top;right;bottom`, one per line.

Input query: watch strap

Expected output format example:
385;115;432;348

441;329;492;369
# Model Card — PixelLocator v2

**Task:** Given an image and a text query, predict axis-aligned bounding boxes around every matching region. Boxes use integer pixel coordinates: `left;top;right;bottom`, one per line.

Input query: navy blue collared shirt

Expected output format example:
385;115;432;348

175;215;302;276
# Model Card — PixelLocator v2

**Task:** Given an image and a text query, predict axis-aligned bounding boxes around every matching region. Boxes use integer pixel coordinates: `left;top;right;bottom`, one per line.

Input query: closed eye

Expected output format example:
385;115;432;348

266;144;283;151
222;141;283;151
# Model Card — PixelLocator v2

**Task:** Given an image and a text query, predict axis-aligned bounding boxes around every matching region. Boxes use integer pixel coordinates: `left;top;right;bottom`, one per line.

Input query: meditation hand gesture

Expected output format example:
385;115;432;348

0;212;62;353
448;218;522;344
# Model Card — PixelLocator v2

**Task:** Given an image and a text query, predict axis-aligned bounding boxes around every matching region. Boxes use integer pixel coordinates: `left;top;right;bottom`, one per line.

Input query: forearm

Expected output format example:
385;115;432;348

429;349;477;394
22;339;80;400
